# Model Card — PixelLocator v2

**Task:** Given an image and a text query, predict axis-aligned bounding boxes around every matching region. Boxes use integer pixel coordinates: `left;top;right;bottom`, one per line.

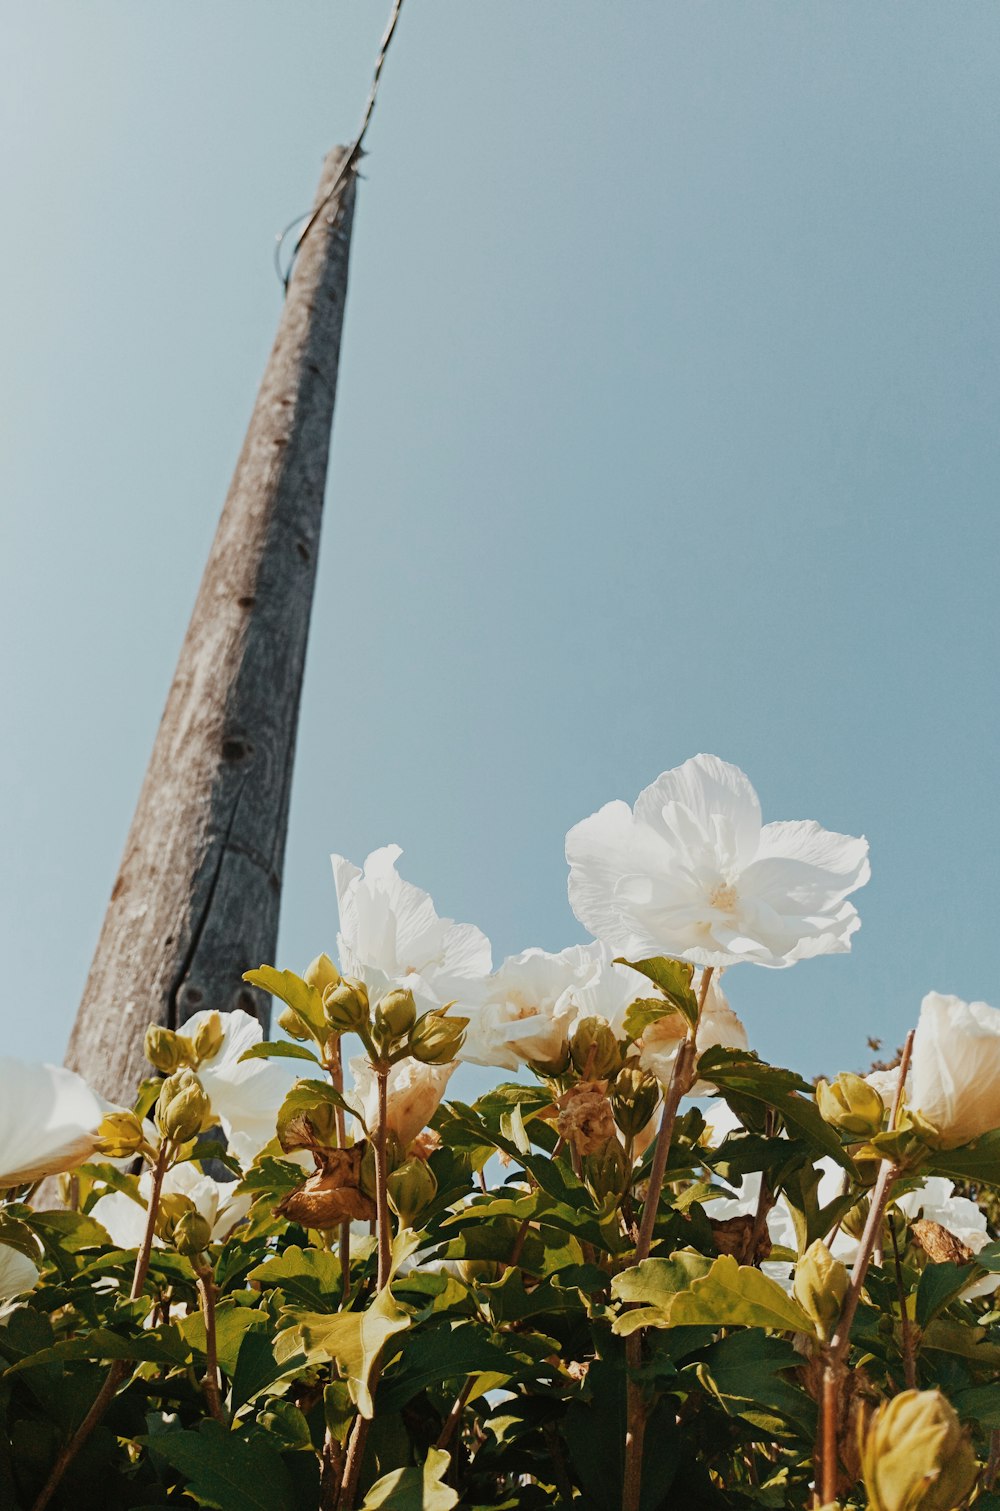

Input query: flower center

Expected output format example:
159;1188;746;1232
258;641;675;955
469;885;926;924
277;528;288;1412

708;881;739;915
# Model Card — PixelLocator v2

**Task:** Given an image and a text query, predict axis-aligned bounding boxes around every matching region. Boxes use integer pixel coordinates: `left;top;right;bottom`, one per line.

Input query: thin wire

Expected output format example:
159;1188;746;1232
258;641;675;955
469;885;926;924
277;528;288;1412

274;0;407;290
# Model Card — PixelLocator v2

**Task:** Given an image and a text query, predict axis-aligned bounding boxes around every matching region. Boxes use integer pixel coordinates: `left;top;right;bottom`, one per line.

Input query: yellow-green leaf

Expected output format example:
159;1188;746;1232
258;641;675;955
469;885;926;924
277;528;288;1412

362;1447;458;1510
242;966;326;1037
613;1252;815;1336
290;1286;411;1418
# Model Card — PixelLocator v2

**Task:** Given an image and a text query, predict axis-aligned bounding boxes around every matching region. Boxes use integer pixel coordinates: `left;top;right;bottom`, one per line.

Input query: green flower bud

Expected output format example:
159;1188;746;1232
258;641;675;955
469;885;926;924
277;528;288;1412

816;1073;885;1138
191;1012;224;1065
570;1017;623;1080
279;1004;313;1041
406;1011;467;1066
611;1064;660;1138
860;1389;978;1511
156;1069;211;1144
842;1195;871;1241
386;1157;438;1226
793;1240;849;1342
96;1110;147;1160
323;977;370;1032
457;1257;503;1285
144;1025;195;1075
584;1137;628;1201
173;1208;213;1259
157;1191;196;1235
376;988;418;1040
304;953;341;994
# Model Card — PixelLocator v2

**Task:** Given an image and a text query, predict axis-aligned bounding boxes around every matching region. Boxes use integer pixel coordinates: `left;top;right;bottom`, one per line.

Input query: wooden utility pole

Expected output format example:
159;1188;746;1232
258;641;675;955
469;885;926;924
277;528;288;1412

67;147;356;1102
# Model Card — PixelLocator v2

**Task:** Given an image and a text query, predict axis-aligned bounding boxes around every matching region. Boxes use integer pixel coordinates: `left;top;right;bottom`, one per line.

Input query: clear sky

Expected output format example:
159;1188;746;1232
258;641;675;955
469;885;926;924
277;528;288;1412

2;2;998;1085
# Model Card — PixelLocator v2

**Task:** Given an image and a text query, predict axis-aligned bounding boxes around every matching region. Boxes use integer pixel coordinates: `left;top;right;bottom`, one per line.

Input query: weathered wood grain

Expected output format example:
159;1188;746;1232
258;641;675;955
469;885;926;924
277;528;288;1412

67;147;356;1102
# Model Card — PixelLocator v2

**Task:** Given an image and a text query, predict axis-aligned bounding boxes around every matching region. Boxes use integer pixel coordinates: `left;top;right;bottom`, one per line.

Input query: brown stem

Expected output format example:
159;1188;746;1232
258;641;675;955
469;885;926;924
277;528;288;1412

622;969;711;1511
31;1141;171;1511
326;1038;352;1304
321;1426;345;1508
374;1067;392;1291
196;1263;226;1423
888;1214;917;1389
815;1029;915;1507
436;1376;474;1451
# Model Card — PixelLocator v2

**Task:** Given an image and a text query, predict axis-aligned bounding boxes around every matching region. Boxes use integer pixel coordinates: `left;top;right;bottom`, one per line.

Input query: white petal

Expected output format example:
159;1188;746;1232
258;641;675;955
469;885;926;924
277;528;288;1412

566;801;686;956
634;755;762;870
0;1059;106;1187
0;1244;40;1304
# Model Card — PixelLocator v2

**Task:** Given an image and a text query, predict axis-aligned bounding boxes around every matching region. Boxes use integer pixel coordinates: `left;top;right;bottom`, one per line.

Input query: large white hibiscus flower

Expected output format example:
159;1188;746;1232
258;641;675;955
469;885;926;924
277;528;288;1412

331;845;492;1012
566;754;870;969
0;1058;107;1189
91;1161;251;1250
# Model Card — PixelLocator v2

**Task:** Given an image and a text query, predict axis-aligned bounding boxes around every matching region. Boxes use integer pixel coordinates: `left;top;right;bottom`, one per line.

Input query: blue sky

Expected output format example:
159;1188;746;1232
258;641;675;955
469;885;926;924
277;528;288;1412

2;2;998;1082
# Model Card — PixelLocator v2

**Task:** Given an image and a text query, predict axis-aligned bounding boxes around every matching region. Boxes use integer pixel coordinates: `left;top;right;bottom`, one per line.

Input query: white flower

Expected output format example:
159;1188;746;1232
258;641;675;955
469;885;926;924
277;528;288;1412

566;754;869;969
910;992;1000;1144
331;845;492;1012
0;1058;107;1188
184;1009;300;1166
347;1055;455;1150
865;1066;908;1106
637;973;749;1094
0;1244;40;1306
895;1177;999;1300
91;1161;251;1250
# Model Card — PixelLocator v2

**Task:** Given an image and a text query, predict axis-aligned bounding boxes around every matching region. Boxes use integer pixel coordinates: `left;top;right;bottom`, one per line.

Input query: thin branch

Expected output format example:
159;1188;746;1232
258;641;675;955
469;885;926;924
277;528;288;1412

196;1264;227;1424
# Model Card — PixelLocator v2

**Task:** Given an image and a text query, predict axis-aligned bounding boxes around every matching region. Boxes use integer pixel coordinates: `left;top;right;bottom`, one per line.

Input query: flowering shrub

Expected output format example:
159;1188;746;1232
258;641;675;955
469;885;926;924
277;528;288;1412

2;755;1000;1511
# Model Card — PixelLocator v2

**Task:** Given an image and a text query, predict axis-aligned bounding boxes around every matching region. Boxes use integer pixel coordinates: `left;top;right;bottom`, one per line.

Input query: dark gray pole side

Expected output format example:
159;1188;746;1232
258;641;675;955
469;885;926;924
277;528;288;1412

67;147;356;1102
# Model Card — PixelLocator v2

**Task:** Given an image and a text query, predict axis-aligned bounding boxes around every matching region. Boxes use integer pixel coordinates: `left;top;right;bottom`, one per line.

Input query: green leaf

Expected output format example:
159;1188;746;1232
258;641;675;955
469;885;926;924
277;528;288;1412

238;1040;320;1065
378;1322;517;1413
178;1302;267;1375
247;1245;343;1311
242;966;326;1038
699;1050;856;1171
915;1260;980;1327
288;1285;411;1417
275;1078;360;1143
362;1447;458;1510
142;1419;295;1511
614;1252;815;1336
622;998;682;1041
921;1318;1000;1367
688;1330;816;1438
923;1132;1000;1189
615;957;699;1029
953;1384;1000;1430
612;1252;714;1333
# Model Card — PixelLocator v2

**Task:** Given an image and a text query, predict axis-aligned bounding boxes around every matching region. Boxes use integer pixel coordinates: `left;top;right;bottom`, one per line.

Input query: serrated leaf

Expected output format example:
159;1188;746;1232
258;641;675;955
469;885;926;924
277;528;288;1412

275;1078;360;1144
247;1245;343;1310
290;1284;410;1417
623;998;683;1041
615;957;699;1028
238;1040;320;1065
362;1447;458;1510
614;1252;815;1336
242;966;326;1037
700;1050;855;1171
142;1419;295;1511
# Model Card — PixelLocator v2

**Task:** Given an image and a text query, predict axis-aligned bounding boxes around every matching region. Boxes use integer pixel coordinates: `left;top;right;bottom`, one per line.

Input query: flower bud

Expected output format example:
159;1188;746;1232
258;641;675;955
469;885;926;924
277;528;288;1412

191;1012;224;1065
407;1011;467;1066
570;1017;623;1080
279;1005;313;1041
816;1073;885;1138
584;1137;629;1201
793;1240;849;1342
376;988;418;1040
173;1208;213;1258
860;1389;978;1511
611;1064;660;1138
457;1257;503;1285
387;1157;438;1226
96;1110;147;1160
144;1025;194;1075
156;1069;211;1144
323;977;370;1032
304;953;340;994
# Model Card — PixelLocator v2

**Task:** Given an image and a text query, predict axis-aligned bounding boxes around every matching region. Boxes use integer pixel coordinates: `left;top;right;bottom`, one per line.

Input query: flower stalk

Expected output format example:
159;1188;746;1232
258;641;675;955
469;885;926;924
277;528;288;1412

195;1261;226;1424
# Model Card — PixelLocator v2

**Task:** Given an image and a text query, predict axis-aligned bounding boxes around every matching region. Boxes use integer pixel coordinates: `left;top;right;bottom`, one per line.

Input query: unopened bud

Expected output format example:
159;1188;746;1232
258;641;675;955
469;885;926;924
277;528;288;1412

96;1110;147;1160
860;1389;977;1511
793;1240;849;1342
584;1138;628;1201
191;1012;224;1065
842;1196;871;1241
323;977;370;1032
570;1017;623;1080
279;1005;313;1041
156;1069;211;1144
611;1064;660;1138
387;1157;438;1225
376;988;418;1040
173;1208;213;1258
407;1011;467;1066
304;953;341;994
144;1026;194;1075
816;1072;885;1138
